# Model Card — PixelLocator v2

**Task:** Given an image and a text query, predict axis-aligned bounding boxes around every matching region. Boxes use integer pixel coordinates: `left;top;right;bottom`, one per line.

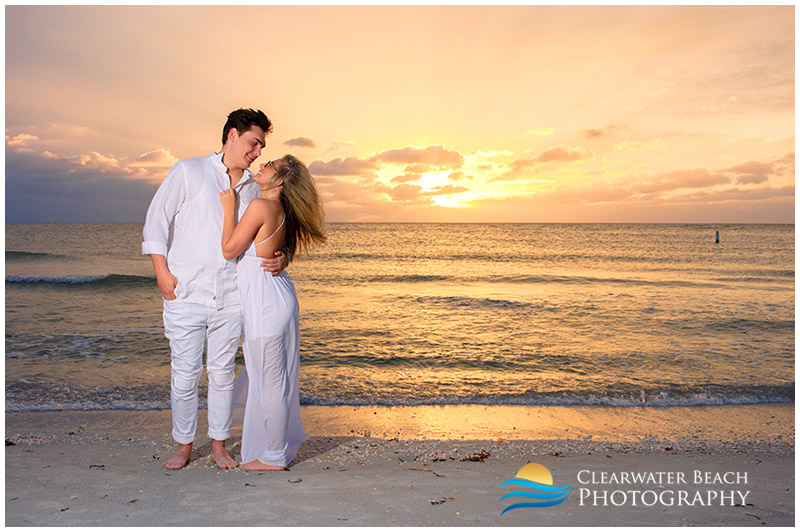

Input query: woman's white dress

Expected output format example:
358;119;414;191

231;226;307;466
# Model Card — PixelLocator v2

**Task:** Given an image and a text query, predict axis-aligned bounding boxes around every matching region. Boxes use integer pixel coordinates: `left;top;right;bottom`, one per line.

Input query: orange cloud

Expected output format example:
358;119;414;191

661;185;794;205
722;161;773;175
447;171;469;181
128;148;179;169
7;133;38;147
535;145;594;163
427;184;469;196
632;168;729;194
720;160;771;185
372;145;464;167
403;163;431;173
390;172;422;184
284;137;316;148
71;151;121;172
389;183;426;202
309;156;378;176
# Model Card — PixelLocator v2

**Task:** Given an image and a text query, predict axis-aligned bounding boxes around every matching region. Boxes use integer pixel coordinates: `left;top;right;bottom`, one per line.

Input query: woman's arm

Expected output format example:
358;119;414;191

219;191;265;260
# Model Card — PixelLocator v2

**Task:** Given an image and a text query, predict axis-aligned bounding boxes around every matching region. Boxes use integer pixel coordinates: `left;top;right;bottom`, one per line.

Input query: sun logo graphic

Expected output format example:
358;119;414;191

499;463;572;514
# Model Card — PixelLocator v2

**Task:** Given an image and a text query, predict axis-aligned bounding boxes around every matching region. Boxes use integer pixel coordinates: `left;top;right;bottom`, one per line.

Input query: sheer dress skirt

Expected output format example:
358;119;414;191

232;256;307;466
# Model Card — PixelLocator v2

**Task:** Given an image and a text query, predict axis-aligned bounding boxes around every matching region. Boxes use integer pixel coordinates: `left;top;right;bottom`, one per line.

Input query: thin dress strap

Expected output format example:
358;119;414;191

254;214;286;247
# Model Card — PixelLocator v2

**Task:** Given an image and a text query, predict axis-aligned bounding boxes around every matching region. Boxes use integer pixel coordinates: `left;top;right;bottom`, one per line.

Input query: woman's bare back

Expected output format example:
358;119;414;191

249;198;285;258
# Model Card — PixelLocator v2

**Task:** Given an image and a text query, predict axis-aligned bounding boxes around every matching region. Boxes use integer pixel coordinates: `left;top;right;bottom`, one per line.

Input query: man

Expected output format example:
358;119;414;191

142;109;287;470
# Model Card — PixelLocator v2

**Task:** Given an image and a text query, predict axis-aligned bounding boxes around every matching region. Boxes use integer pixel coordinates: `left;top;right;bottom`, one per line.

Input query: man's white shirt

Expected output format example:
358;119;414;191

142;153;260;309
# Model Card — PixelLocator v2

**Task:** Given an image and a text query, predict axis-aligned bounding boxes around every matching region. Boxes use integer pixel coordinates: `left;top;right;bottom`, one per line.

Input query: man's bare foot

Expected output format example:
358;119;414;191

164;443;192;470
241;459;287;471
210;439;238;469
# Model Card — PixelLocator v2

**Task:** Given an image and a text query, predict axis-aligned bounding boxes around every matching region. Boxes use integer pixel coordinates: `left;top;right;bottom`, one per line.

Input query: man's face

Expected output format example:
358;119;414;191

227;126;266;170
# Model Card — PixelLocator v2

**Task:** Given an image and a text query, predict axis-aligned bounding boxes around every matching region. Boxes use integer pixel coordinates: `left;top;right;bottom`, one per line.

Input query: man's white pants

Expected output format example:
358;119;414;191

163;300;243;444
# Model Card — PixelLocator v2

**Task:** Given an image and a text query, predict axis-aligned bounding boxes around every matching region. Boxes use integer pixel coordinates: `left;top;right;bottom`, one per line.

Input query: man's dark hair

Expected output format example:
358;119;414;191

221;108;273;146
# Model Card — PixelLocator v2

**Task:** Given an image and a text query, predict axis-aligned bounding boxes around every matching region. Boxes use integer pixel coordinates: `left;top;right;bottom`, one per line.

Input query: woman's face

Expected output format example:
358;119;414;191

254;158;284;188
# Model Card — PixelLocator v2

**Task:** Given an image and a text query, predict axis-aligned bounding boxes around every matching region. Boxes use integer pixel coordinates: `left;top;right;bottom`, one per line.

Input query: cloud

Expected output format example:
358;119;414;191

668;185;794;203
389;183;426;201
535;145;594;163
71;151;122;172
308;156;378;176
651;87;670;97
584;125;621;139
632;168;730;194
315;175;386;203
284;137;316;148
735;174;769;185
7;139;176;187
723;160;773;175
7;133;39;147
5;149;159;222
447;171;469;181
466;186;793;223
473;159;793;222
525;127;554;136
427;185;469;196
390;173;421;184
718;157;794;186
372;145;464;167
499;165;749;215
386;183;468;202
613;138;665;152
128;148;179;169
328;140;357;152
403;163;431;173
722;160;772;185
495;156;550;181
505;158;537;174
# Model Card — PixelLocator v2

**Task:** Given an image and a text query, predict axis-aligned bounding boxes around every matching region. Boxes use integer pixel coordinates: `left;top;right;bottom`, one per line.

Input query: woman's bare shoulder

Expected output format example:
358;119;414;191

246;197;278;211
246;198;283;219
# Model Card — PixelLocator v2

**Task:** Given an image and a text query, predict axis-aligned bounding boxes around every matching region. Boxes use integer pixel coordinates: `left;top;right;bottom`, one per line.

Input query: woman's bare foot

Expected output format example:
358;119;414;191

241;459;287;471
210;439;238;469
164;443;192;470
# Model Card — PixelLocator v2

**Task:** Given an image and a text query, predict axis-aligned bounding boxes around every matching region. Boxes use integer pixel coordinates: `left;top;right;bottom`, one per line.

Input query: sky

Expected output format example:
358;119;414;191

4;4;795;223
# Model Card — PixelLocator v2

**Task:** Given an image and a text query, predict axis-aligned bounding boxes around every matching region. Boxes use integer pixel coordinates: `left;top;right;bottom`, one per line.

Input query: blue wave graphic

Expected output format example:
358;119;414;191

501;495;570;513
501;489;569;501
499;479;572;492
499;479;572;514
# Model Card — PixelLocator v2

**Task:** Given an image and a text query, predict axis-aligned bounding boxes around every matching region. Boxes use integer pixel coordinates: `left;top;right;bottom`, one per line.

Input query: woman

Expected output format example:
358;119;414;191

219;155;326;471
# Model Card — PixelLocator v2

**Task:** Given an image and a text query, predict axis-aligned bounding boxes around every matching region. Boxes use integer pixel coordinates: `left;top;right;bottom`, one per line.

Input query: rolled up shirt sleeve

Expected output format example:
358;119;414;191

142;163;187;256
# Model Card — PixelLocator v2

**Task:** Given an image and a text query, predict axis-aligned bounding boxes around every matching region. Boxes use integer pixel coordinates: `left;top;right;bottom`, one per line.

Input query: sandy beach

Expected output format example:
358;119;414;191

5;404;794;526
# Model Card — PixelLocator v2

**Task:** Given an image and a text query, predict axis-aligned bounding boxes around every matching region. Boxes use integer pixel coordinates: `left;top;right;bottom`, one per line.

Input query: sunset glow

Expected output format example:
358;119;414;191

5;5;795;223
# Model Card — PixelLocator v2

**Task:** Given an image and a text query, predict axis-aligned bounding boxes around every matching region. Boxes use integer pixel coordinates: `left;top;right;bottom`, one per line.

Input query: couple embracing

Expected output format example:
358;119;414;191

142;109;325;471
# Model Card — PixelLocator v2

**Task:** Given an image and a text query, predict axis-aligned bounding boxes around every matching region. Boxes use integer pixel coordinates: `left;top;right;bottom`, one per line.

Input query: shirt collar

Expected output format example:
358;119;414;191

210;152;254;188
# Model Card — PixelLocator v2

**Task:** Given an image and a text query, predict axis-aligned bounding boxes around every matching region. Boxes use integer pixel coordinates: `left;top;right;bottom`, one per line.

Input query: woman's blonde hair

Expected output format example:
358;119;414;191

274;154;327;260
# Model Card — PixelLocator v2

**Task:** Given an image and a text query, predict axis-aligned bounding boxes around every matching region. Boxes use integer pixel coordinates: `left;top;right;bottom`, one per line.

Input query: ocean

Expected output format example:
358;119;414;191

5;223;794;412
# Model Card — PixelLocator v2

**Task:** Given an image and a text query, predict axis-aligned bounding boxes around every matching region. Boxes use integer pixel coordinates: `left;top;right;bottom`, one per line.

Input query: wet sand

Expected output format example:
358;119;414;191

5;404;795;526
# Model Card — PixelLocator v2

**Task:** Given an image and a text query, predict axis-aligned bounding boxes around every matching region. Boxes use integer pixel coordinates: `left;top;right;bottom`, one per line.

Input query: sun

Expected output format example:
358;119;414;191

515;463;553;486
